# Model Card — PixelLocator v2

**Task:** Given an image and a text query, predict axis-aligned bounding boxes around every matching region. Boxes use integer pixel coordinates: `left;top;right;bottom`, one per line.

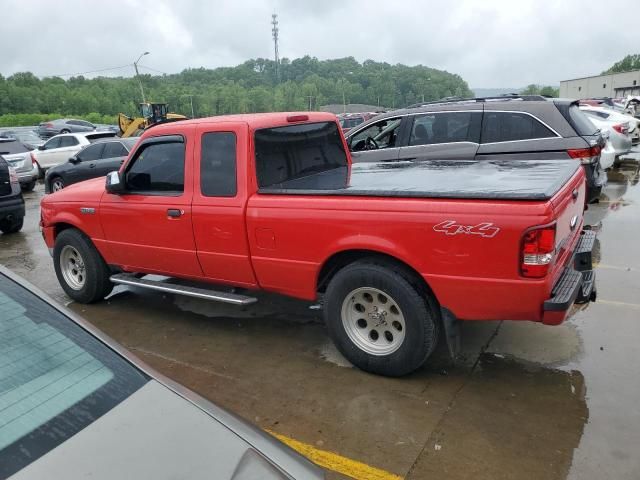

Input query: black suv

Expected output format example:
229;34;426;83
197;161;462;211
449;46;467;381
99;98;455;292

0;156;25;234
344;95;606;203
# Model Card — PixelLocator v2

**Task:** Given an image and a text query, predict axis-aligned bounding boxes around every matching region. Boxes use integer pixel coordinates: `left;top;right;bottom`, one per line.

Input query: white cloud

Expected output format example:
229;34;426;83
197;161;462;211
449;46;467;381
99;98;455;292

1;0;637;87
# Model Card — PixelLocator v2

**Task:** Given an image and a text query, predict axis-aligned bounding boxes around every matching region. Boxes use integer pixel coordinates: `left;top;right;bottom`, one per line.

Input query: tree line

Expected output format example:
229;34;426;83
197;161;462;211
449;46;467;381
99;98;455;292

0;56;473;126
603;54;640;74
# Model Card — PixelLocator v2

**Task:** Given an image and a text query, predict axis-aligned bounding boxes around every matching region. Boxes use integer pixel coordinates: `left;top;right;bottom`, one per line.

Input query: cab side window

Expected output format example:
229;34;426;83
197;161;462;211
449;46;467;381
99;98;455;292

409;112;481;146
200;132;237;197
102;142;128;159
349;118;402;151
77;144;104;161
43;137;61;150
59;136;79;148
125;140;185;193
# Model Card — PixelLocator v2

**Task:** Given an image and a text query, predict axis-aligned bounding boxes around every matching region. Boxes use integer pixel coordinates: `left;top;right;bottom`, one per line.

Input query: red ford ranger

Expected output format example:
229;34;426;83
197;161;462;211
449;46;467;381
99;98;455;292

40;112;596;376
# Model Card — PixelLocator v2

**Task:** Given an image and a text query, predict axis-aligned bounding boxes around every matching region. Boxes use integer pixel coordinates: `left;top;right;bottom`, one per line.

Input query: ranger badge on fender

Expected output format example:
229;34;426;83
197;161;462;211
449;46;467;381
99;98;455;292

433;220;500;238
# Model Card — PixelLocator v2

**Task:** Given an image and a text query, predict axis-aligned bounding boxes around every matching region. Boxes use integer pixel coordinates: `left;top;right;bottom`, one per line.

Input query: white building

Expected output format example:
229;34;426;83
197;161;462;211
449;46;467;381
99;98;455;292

560;70;640;99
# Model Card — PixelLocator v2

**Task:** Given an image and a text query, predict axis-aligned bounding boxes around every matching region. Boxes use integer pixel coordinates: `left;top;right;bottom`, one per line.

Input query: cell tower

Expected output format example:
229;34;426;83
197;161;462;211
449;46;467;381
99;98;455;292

271;13;279;82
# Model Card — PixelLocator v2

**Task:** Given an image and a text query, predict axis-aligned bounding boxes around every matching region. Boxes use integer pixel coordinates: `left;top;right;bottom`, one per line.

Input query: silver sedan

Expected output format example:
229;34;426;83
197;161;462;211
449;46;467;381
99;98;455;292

0;266;324;480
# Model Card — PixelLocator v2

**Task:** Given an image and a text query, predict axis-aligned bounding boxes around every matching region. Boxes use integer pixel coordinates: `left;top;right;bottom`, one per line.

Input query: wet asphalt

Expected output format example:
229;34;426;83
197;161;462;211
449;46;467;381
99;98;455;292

1;149;639;480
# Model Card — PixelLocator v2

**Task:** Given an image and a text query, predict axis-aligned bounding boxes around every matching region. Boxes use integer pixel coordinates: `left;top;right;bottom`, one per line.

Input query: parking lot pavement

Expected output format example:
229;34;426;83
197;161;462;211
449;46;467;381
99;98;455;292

1;149;639;480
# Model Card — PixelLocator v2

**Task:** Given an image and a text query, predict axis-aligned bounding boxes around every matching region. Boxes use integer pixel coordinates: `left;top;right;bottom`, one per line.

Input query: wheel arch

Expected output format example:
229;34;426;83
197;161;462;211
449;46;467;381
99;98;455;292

53;221;82;241
317;249;438;305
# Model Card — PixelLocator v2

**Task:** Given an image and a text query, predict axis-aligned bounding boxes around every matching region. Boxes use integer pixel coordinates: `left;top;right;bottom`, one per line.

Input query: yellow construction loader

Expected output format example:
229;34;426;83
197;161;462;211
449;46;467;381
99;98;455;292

118;103;188;137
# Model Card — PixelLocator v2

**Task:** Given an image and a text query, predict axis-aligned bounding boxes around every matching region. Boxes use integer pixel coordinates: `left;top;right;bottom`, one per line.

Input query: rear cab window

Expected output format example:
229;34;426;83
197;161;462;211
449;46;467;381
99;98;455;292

0;274;148;479
255;121;347;188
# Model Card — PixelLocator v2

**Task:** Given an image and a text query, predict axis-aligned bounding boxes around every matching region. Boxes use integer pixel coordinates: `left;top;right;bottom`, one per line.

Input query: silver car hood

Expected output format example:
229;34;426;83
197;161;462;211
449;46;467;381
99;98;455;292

11;380;295;480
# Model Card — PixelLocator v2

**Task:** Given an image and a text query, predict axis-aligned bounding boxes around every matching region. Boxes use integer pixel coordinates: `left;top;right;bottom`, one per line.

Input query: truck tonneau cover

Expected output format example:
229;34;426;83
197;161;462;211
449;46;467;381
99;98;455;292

258;159;581;201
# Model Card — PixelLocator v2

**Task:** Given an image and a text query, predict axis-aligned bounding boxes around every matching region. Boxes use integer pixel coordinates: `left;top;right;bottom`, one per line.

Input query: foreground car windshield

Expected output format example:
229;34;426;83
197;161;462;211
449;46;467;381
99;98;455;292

0;274;149;479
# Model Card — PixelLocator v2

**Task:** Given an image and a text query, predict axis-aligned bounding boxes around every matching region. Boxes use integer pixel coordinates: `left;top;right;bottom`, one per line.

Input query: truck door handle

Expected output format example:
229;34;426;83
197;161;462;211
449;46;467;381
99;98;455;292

167;209;182;218
89;163;96;168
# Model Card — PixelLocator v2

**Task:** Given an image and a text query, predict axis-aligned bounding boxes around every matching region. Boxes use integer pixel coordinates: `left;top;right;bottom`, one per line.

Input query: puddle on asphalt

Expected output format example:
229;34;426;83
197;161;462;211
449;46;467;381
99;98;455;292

409;352;588;480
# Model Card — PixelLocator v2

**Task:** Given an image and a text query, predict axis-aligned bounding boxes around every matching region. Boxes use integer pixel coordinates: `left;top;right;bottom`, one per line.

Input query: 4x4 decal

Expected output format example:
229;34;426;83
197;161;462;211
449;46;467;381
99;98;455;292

433;220;500;238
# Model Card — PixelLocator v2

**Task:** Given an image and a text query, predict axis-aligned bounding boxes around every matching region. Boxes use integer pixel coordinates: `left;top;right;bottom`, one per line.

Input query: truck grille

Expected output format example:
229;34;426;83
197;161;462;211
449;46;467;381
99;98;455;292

0;158;12;196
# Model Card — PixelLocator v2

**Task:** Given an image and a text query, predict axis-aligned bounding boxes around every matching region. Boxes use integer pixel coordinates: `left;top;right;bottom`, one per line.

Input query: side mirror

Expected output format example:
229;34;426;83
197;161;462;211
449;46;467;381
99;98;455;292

38;145;45;150
69;157;80;164
106;171;125;194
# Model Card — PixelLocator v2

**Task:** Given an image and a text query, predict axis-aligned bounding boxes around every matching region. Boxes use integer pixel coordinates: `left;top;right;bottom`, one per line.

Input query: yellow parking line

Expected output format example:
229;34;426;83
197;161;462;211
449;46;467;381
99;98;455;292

597;299;640;309
266;429;402;480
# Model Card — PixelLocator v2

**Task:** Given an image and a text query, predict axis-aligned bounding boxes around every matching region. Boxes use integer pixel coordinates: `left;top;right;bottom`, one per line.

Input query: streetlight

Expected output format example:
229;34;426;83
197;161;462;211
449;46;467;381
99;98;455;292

133;51;150;103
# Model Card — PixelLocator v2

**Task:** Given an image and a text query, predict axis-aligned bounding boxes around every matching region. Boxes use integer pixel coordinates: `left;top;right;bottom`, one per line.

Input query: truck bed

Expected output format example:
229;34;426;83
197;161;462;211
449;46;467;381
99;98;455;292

258;159;581;201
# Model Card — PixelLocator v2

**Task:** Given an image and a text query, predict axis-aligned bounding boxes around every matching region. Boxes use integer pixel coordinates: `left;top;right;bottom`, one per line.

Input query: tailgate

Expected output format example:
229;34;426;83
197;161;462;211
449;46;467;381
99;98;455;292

549;167;586;282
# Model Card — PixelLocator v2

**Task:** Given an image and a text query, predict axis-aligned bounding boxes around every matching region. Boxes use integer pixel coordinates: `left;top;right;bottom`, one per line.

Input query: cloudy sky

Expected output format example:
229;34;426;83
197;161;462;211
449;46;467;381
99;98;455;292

2;0;637;87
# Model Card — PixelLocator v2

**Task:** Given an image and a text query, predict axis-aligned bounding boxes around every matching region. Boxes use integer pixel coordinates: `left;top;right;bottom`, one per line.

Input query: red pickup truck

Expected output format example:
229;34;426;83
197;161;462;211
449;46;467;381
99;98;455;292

41;112;596;376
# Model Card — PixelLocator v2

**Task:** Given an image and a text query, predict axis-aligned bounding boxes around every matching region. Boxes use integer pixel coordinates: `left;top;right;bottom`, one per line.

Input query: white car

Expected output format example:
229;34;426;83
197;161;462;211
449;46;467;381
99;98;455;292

580;106;639;144
599;132;616;170
31;132;116;171
582;114;633;159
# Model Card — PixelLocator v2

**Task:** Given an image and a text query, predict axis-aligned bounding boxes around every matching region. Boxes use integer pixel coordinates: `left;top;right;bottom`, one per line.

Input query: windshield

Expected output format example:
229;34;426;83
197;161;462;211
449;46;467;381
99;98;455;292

0;274;149;479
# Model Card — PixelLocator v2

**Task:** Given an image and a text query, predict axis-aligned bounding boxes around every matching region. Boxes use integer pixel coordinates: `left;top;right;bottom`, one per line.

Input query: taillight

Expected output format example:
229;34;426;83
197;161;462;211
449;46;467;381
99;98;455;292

521;224;556;278
612;123;628;135
30;152;37;165
8;167;19;186
567;145;601;165
45;123;54;128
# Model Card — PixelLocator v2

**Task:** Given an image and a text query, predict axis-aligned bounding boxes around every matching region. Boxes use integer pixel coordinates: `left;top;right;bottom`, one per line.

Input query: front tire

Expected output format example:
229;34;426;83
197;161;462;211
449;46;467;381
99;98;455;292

0;217;24;234
50;176;65;192
53;229;113;303
324;261;438;376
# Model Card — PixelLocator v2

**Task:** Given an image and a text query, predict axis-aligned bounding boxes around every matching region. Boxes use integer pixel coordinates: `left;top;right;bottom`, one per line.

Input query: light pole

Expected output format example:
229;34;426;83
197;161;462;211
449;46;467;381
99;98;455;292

182;94;195;118
133;51;150;103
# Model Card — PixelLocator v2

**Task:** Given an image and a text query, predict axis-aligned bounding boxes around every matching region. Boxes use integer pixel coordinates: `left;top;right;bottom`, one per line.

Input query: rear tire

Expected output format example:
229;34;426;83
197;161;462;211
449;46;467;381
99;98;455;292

53;229;113;303
0;217;24;234
60;129;71;134
324;261;438;376
21;181;36;192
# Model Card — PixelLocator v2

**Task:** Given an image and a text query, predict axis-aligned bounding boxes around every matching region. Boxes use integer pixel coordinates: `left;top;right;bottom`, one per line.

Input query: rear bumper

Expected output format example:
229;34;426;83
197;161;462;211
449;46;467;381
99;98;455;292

542;230;596;325
17;162;39;184
584;163;606;203
0;195;25;221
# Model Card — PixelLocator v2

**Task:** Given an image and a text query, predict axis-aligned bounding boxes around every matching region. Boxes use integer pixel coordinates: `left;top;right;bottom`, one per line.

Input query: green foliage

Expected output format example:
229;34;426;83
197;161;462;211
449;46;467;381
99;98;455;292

602;54;640;74
0;57;473;122
520;84;559;97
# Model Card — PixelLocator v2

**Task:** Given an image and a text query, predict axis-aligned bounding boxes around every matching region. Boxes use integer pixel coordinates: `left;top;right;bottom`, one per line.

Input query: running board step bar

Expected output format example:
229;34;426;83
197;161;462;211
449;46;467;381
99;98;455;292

110;273;258;305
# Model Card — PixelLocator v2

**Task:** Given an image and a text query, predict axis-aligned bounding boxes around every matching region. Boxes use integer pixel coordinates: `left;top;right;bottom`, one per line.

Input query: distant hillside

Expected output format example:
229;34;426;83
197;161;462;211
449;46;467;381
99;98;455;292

0;56;473;119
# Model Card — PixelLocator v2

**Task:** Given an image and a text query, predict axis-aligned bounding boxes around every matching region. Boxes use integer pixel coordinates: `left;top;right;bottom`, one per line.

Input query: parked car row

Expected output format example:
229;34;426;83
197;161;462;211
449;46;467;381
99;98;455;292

31;131;117;172
45;137;138;192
